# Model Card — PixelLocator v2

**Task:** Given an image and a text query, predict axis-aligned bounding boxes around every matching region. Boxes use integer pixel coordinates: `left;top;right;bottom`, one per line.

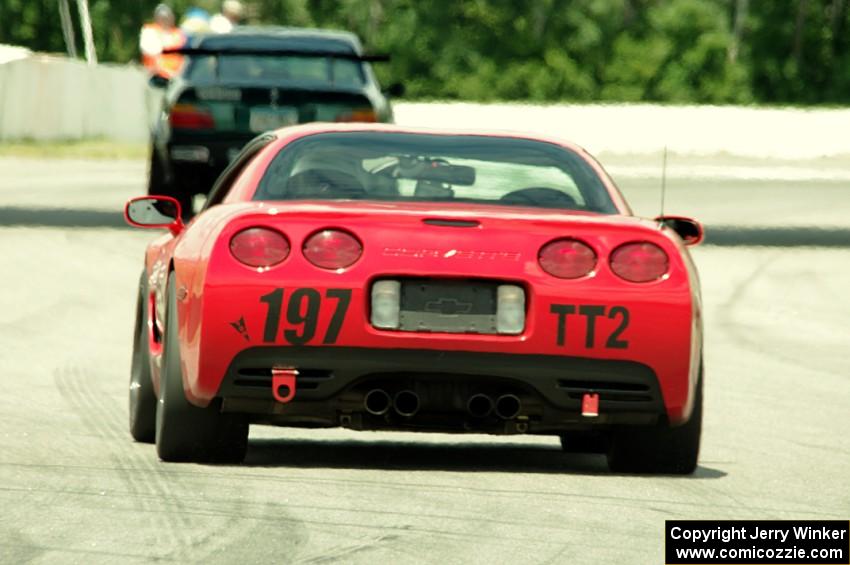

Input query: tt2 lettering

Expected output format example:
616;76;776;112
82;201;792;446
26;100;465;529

550;304;630;349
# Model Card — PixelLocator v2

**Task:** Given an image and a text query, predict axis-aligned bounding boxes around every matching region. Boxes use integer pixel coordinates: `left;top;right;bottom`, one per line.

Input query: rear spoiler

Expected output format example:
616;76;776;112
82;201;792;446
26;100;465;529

163;47;390;62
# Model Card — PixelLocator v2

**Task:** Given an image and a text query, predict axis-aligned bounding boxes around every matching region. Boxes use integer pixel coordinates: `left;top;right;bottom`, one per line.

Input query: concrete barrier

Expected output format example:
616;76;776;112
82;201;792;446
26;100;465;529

0;44;31;64
1;53;848;159
0;55;149;142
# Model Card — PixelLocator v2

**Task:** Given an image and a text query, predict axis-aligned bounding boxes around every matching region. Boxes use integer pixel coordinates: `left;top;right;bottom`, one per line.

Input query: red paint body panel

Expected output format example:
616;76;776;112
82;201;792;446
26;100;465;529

136;124;702;425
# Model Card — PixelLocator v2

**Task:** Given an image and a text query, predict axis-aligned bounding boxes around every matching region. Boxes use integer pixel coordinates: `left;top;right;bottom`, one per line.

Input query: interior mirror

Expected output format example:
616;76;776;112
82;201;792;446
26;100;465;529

148;74;170;89
125;196;183;234
385;82;405;97
417;164;475;186
656;215;703;246
397;159;476;186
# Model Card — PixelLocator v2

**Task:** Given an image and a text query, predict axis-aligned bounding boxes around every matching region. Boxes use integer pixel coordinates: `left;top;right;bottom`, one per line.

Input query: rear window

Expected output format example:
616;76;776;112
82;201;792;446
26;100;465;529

255;132;618;213
186;55;365;88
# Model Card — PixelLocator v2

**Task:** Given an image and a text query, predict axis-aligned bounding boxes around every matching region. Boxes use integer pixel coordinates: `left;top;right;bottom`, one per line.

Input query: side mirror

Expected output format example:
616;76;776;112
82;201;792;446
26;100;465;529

656;215;703;246
149;74;170;89
384;82;405;97
125;196;184;235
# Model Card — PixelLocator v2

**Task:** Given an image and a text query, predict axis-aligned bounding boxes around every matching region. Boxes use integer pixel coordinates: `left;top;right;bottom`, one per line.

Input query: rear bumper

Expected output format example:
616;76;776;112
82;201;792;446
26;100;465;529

216;346;664;433
168;132;256;166
163;133;256;192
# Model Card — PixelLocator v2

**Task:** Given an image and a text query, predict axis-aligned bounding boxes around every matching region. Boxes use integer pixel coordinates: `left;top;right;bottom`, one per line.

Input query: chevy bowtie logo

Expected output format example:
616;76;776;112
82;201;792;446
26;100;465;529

424;298;473;316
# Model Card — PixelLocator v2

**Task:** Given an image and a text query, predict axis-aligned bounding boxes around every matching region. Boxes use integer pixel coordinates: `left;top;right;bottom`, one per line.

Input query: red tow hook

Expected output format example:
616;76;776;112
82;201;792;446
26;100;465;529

581;393;599;417
271;367;298;403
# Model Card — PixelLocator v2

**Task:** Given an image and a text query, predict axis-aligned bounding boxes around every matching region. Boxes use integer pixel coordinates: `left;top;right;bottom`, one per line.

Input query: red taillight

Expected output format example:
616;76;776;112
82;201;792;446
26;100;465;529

335;108;378;122
303;229;362;270
538;239;597;279
230;227;290;268
610;242;669;282
169;104;215;129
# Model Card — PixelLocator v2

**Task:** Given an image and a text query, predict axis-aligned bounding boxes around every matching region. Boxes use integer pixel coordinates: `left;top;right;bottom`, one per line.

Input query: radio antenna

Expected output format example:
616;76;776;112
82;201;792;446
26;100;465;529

659;146;668;222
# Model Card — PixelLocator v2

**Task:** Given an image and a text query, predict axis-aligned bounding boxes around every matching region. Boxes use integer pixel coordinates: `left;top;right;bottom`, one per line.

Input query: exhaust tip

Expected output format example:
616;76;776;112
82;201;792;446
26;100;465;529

364;389;391;416
495;394;521;420
393;390;420;417
466;394;494;418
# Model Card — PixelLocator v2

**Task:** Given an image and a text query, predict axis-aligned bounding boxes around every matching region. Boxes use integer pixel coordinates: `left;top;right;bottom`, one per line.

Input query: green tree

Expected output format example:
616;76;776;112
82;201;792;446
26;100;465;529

2;0;850;105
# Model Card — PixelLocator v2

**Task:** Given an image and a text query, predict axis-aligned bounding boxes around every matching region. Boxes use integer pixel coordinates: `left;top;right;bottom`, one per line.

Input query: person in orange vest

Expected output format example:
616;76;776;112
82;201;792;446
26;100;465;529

139;4;186;79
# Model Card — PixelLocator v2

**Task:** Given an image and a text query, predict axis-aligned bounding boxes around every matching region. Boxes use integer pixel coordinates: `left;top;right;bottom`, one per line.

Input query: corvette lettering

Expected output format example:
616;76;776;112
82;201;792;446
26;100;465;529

382;247;521;261
259;288;352;345
550;304;630;349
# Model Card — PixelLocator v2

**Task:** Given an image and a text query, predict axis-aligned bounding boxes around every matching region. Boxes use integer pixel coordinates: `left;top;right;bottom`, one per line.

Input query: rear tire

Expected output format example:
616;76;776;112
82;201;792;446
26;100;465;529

155;272;248;463
129;271;157;443
606;372;703;475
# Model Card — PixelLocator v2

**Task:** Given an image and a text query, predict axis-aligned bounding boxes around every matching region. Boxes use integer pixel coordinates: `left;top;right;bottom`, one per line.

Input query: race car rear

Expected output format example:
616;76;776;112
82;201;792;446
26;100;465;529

129;124;704;472
163;86;387;196
149;28;397;214
177;201;702;471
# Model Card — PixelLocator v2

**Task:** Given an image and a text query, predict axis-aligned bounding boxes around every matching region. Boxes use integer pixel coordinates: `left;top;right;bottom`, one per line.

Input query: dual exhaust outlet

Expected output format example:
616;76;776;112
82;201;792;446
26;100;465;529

467;393;521;420
363;389;521;420
364;389;421;418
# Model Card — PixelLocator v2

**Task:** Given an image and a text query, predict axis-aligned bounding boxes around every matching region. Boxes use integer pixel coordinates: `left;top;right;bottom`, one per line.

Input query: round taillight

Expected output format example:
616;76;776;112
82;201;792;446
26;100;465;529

230;227;290;268
610;242;669;282
538;238;597;279
303;229;362;270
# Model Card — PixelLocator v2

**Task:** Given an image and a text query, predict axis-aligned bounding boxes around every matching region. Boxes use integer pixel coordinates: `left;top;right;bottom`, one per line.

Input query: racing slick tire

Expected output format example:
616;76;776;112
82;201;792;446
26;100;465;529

606;370;703;475
155;272;249;463
129;271;157;443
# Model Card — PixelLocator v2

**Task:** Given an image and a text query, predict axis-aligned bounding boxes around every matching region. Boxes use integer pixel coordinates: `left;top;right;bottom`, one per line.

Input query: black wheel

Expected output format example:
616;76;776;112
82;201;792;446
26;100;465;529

559;431;609;454
129;271;157;443
155;272;248;463
148;148;193;218
607;372;703;475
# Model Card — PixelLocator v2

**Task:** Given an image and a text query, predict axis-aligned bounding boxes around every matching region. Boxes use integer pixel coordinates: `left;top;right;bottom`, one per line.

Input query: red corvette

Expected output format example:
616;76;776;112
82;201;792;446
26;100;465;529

125;123;704;473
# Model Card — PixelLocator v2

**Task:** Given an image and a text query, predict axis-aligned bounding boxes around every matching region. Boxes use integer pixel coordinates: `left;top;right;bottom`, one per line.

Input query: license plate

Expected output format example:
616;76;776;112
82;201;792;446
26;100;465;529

399;280;498;334
249;106;298;133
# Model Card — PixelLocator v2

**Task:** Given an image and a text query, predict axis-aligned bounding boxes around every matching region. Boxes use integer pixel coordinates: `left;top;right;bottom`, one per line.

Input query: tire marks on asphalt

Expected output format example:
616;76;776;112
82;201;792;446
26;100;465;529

53;364;311;563
54;364;197;558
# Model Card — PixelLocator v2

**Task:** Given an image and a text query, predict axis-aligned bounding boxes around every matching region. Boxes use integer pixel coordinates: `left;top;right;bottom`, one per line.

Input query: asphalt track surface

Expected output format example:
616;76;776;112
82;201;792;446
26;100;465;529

1;157;848;564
